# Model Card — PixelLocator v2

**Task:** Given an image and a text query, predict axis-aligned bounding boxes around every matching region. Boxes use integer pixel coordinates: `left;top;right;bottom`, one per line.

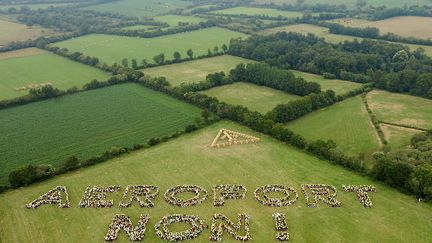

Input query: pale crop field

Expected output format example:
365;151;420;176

0;121;431;242
211;6;308;18
0;18;54;47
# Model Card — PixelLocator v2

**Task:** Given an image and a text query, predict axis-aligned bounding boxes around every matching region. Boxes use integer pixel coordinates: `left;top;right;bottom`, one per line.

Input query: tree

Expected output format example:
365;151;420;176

141;59;148;68
131;59;138;69
213;46;219;54
201;109;211;122
221;44;228;53
186;49;193;59
356;0;367;9
121;58;129;67
153;53;165;64
173;51;181;62
63;156;79;171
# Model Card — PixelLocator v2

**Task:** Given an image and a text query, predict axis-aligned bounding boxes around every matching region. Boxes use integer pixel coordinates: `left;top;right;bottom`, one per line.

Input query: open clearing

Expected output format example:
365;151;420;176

285;96;380;156
261;24;432;56
153;15;206;26
290;70;363;95
201;82;301;113
53;27;248;65
0;83;201;185
0;121;432;242
367;90;432;129
0;48;110;100
211;7;307;18
381;124;421;149
143;55;255;86
0;18;54;47
82;0;193;17
253;0;432;8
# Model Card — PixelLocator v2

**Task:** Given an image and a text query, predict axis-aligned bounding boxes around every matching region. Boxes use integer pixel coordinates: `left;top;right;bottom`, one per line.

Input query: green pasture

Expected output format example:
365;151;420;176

211;6;307;18
253;0;432;8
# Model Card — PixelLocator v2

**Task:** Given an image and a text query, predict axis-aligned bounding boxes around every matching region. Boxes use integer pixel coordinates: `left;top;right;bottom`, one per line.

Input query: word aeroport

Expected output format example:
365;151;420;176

26;184;376;242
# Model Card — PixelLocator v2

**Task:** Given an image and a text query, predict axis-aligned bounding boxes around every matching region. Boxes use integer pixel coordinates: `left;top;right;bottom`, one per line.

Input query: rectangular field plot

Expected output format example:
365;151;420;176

261;24;432;56
367;90;432;129
0;83;201;184
381;124;421;149
211;6;306;18
201;82;301;113
82;0;193;17
253;0;432;8
0;48;111;100
1;121;432;242
0;18;54;47
154;15;206;26
285;96;381;155
290;70;363;95
53;27;248;65
143;55;255;86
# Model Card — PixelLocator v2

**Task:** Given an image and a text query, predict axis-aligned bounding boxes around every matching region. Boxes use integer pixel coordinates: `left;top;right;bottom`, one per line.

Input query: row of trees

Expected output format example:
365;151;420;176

228;32;432;99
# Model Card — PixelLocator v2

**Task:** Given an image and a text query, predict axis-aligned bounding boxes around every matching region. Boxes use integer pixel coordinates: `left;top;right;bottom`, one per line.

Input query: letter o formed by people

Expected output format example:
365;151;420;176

155;214;204;241
254;185;298;207
164;185;208;207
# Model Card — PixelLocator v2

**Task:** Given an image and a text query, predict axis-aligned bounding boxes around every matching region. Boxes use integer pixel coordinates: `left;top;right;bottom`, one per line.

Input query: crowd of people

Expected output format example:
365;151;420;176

26;186;70;209
104;214;149;241
213;184;247;206
155;214;204;241
209;214;251;241
272;213;289;241
301;184;341;208
78;185;120;208
254;185;298;207
164;185;208;207
119;185;159;208
342;185;376;208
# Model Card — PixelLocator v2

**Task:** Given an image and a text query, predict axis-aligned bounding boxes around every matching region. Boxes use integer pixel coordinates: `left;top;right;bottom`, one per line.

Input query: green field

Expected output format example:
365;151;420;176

0;48;111;100
381;124;421;149
82;0;193;17
0;83;201;184
261;24;432;56
290;70;363;95
0;121;432;242
253;0;432;8
367;90;432;129
0;2;71;10
143;55;255;86
53;27;248;65
211;6;306;18
285;96;381;155
201;82;301;113
122;25;157;31
154;15;206;26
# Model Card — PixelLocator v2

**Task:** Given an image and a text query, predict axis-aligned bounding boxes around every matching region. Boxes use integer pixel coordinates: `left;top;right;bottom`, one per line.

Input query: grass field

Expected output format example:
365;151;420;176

0;18;53;47
290;70;363;95
211;7;307;18
0;83;201;185
53;27;248;65
143;55;255;86
253;0;432;8
82;0;193;17
153;15;206;26
367;90;432;129
261;24;432;56
330;16;432;40
0;121;432;242
0;2;71;10
381;124;420;149
285;96;380;155
122;25;156;31
201;82;301;113
0;48;111;100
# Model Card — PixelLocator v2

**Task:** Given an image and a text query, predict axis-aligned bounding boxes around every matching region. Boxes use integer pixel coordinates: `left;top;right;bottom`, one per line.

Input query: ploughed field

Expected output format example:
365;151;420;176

0;83;201;185
0;121;431;242
52;27;248;65
0;48;110;100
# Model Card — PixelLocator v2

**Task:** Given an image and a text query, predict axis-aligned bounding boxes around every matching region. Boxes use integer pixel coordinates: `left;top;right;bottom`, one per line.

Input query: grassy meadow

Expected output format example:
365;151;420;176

0;18;53;47
0;83;201;185
143;55;254;86
0;48;110;100
285;96;381;155
53;27;248;65
260;24;432;56
201;82;301;113
0;2;71;10
330;16;432;40
82;0;193;17
290;70;363;95
1;121;432;242
211;7;307;18
381;124;421;149
253;0;432;8
154;15;206;26
367;90;432;129
122;25;157;31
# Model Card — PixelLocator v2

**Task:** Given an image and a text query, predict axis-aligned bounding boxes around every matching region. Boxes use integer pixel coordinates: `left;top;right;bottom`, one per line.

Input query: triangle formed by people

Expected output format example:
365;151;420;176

211;128;260;148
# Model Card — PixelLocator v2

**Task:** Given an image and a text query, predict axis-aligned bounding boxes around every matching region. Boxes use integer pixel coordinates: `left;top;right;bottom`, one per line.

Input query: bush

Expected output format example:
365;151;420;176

9;164;55;187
